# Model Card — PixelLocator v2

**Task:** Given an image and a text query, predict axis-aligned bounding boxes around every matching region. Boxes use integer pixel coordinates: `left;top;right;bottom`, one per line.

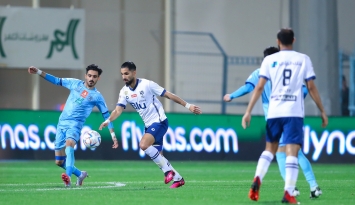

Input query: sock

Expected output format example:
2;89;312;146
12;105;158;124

65;147;75;177
276;152;286;181
298;150;318;190
56;157;82;177
144;146;171;173
285;156;299;195
254;151;274;182
162;156;182;181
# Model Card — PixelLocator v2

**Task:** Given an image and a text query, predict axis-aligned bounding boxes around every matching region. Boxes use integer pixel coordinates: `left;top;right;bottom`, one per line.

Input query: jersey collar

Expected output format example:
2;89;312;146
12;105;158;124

127;78;140;91
82;81;97;91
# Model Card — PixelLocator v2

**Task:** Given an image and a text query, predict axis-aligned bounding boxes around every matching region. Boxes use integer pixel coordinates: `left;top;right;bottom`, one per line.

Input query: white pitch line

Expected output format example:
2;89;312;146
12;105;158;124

0;182;125;192
0;179;353;187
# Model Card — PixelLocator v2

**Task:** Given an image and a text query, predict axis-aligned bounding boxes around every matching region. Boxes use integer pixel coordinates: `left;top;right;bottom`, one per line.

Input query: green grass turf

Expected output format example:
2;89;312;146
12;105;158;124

0;161;353;205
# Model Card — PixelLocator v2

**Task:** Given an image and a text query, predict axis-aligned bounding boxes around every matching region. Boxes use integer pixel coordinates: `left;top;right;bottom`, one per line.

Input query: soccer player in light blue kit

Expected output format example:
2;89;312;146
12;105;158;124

224;47;322;199
28;64;119;187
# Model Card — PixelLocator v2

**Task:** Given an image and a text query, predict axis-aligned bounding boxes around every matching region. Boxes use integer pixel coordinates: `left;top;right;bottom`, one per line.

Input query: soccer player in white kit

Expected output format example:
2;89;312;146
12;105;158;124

224;47;322;198
99;61;202;188
241;29;328;204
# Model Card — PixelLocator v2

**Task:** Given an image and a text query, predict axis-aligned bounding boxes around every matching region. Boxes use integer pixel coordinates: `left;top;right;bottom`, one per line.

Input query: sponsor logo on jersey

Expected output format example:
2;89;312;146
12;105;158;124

81;90;88;98
272;61;277;68
131;94;137;98
271;94;297;101
130;102;147;110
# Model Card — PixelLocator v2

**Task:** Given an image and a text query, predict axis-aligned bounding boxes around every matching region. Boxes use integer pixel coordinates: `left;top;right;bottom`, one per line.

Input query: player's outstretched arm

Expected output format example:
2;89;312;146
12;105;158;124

223;83;254;102
99;105;124;130
163;91;202;114
305;80;328;127
28;66;46;77
242;78;267;129
28;66;62;86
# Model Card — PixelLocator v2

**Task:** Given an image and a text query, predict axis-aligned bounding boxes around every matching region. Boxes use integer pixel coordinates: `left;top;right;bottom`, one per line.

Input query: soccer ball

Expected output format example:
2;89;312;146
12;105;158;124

82;130;101;149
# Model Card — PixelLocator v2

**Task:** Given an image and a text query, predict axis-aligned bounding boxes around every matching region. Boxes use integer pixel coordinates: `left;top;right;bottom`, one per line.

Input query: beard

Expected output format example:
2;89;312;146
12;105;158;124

87;80;95;87
125;79;134;86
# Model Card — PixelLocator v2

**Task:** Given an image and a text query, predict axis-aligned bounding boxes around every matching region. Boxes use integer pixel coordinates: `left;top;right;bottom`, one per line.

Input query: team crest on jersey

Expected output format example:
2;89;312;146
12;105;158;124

140;91;144;97
87;96;93;101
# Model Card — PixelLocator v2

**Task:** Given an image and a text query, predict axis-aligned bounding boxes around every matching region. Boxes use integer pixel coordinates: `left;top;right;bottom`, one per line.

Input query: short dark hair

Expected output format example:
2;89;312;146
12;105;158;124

263;46;279;58
86;64;103;76
277;28;294;46
121;61;136;71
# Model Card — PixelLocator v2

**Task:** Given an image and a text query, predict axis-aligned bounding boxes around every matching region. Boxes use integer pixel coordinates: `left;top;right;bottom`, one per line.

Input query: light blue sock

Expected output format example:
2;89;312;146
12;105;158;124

56;156;82;177
276;152;286;181
298;150;318;189
65;147;75;177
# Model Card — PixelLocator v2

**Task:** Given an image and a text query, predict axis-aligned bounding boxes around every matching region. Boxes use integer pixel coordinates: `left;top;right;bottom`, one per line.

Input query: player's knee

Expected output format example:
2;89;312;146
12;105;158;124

139;141;149;151
55;160;64;167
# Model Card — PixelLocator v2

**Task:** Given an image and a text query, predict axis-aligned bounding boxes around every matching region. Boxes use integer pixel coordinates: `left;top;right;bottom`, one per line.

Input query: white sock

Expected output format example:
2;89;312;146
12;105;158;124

162;156;182;181
254;151;274;182
144;146;171;173
284;156;299;195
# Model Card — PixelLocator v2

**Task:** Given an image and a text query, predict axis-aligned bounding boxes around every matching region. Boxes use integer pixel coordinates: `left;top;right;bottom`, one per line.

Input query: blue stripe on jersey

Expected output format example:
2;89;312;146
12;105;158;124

128;79;140;91
245;82;255;88
102;111;108;115
259;75;269;80
160;89;166;97
59;78;62;86
305;76;316;82
117;103;126;109
152;96;162;122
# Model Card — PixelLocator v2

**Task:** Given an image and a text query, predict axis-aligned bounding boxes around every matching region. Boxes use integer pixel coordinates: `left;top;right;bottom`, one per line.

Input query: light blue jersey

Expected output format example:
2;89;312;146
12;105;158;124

245;69;270;119
58;78;111;129
44;74;113;131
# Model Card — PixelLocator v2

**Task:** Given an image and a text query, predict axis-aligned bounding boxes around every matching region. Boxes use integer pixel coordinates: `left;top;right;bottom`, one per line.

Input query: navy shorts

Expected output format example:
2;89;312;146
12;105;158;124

266;117;304;146
145;119;168;151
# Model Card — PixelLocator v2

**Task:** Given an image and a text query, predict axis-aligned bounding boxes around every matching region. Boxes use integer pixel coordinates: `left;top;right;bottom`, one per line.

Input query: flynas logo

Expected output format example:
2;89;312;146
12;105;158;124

0;17;6;58
46;19;80;59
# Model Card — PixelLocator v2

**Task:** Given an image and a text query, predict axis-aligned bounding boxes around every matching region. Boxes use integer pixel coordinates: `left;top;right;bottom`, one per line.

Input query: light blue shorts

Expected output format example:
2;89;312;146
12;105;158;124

55;127;81;150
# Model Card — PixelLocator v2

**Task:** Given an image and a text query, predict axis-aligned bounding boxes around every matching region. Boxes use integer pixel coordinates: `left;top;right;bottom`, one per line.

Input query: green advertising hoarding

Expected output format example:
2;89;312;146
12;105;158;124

0;110;354;162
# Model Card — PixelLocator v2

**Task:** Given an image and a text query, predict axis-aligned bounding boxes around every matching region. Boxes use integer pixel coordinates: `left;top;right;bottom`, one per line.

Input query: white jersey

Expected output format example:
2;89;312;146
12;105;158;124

117;78;167;127
259;50;315;119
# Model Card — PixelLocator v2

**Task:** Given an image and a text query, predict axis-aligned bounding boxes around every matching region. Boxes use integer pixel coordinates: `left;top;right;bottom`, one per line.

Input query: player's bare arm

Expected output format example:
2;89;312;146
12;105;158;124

242;78;267;129
305;80;328;127
163;91;202;114
99;105;124;130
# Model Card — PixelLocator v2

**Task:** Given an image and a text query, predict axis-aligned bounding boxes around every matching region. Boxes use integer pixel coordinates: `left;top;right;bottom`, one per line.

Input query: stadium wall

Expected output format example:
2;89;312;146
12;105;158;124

0;110;354;163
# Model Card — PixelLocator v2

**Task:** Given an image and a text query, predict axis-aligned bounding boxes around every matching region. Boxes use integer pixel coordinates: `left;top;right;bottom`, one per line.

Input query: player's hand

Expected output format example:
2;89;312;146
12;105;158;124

242;112;251;129
28;66;38;74
223;94;232;102
189;104;202;114
112;138;119;149
321;112;328;128
99;121;109;130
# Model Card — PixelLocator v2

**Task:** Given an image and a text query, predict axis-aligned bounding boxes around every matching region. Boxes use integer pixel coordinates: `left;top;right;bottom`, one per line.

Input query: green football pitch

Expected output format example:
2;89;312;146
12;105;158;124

0;161;353;205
